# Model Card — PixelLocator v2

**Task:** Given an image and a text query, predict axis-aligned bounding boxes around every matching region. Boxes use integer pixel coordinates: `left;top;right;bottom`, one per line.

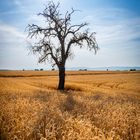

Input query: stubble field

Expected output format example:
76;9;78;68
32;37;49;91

0;70;140;140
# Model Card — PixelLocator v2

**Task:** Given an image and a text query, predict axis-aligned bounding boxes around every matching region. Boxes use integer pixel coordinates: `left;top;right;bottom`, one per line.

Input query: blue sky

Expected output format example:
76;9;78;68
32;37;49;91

0;0;140;70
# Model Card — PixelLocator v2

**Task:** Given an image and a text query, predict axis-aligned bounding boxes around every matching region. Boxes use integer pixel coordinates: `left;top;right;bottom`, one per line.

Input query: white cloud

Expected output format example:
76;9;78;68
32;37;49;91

0;23;26;67
14;0;22;7
0;22;51;70
0;22;26;44
65;8;140;67
81;8;140;48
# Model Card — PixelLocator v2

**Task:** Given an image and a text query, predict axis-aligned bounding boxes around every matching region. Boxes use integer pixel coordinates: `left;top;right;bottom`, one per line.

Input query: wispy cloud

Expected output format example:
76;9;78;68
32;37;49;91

0;22;25;45
0;22;37;69
68;7;140;67
14;0;22;7
82;8;140;48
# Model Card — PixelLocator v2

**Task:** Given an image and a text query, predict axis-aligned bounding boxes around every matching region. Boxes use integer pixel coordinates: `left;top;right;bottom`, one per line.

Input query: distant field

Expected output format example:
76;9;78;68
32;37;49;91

0;71;140;139
0;70;139;77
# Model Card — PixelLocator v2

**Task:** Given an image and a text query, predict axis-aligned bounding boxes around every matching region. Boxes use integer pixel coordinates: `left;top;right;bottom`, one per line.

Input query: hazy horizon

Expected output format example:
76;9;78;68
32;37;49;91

1;66;140;71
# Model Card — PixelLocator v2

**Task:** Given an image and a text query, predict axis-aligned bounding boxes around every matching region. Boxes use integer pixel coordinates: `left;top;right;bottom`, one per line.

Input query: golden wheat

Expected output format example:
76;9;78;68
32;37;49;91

0;71;140;140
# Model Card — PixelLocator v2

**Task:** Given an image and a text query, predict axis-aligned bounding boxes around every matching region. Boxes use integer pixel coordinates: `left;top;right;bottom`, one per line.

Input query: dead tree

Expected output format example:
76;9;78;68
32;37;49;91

27;1;98;90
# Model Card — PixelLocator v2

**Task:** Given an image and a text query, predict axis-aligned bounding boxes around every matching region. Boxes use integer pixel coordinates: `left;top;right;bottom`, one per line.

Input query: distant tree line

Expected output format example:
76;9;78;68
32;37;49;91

129;69;136;71
34;69;44;71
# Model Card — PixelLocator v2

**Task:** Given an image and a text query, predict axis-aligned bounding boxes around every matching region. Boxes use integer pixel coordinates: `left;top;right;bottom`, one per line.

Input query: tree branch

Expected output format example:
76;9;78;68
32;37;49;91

65;31;98;59
26;1;98;69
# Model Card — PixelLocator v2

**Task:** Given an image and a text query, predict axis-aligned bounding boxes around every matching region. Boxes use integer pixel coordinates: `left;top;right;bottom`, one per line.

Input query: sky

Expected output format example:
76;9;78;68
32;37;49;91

0;0;140;70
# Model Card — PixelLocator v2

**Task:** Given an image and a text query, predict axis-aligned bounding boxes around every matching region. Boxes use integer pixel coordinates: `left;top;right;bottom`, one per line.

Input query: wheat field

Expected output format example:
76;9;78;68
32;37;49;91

0;70;140;140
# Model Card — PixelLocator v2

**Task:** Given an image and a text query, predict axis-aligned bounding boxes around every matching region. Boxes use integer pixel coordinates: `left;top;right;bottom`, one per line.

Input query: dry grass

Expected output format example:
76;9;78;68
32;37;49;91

0;71;140;140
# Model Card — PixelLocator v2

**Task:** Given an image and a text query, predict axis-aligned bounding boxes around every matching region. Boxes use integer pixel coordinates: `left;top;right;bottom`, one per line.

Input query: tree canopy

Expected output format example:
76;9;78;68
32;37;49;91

27;1;99;90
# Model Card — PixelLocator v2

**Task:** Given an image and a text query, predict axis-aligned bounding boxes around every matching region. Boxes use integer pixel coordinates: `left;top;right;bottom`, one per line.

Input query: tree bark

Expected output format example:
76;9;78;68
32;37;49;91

58;66;65;90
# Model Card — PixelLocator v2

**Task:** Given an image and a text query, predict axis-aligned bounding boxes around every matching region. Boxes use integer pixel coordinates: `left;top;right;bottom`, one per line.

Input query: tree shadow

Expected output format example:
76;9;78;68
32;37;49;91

63;94;76;111
26;92;80;139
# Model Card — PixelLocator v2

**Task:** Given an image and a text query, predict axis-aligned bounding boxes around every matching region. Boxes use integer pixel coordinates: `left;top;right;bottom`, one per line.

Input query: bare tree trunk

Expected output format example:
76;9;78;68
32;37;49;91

58;66;65;90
